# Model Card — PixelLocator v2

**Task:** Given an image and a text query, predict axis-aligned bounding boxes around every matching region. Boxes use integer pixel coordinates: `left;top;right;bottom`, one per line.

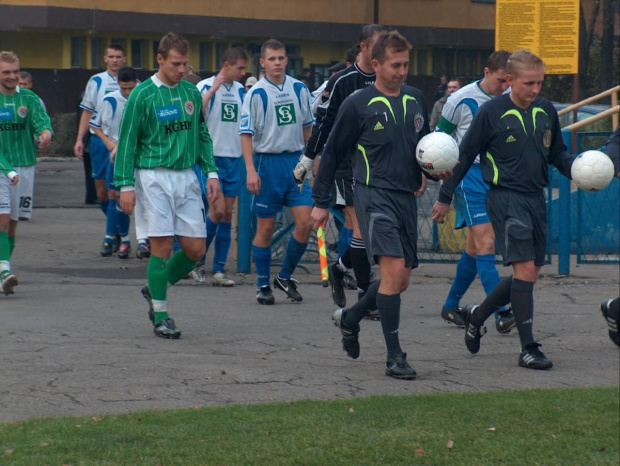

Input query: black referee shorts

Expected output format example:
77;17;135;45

353;183;419;269
486;188;547;267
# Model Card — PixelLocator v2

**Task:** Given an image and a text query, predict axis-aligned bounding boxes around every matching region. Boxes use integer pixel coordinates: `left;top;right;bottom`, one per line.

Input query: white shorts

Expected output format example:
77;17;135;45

10;166;35;220
0;175;11;216
135;167;206;238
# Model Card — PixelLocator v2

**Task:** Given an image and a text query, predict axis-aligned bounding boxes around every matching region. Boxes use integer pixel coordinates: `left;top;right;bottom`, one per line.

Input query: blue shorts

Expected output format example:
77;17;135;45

252;152;312;218
90;135;109;180
192;164;208;197
215;156;242;198
453;164;490;229
106;160;116;190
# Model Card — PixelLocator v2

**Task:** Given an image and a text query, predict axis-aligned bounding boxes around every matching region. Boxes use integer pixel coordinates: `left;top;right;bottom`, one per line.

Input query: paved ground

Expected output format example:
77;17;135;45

1;159;618;422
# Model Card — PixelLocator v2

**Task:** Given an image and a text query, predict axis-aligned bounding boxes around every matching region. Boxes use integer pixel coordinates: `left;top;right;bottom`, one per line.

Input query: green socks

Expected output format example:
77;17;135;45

167;250;197;285
148;255;169;323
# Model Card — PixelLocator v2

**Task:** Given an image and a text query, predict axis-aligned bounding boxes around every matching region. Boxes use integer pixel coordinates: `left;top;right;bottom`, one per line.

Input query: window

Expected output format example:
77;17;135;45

153;40;160;69
215;43;226;70
416;49;428;75
311;64;330;89
433;48;455;77
285;45;301;78
456;49;479;78
131;39;146;69
91;38;105;69
472;0;495;3
199;42;210;72
71;37;85;68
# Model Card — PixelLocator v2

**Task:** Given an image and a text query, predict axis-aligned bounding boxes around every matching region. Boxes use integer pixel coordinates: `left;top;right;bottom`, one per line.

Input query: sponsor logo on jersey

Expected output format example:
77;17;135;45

221;103;238;122
373;121;384;131
275;103;296;126
506;135;517;143
164;121;192;134
156;105;181;122
542;129;551;148
184;101;195;116
0;122;26;131
0;108;14;120
17;106;28;118
414;113;424;133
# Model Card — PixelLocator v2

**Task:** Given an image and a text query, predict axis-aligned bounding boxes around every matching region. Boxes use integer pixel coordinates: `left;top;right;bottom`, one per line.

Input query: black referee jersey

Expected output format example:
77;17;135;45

438;94;574;204
313;85;430;209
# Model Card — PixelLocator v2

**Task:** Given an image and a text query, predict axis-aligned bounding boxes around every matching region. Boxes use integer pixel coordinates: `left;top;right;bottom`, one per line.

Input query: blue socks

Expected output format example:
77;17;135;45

99;199;109;216
213;222;232;273
444;252;477;309
279;236;307;279
205;215;218;252
477;253;506;320
105;199;117;237
252;244;271;288
116;202;130;238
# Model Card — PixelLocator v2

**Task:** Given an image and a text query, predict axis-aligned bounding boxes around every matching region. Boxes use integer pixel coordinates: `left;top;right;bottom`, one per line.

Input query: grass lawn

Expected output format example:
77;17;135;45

1;386;618;465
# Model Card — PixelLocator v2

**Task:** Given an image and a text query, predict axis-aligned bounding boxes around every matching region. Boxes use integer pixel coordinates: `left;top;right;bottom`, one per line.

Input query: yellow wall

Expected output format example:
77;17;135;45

0;31;65;68
5;0;499;29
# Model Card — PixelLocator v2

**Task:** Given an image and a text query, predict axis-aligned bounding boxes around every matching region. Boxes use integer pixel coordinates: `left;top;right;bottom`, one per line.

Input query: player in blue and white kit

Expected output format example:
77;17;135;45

74;43;126;255
89;67;139;259
195;48;248;286
432;51;516;333
240;39;315;304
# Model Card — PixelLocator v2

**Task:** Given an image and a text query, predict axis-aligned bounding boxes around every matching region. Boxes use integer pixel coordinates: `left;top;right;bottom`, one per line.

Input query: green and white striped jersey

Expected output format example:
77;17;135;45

114;75;217;188
0;87;53;167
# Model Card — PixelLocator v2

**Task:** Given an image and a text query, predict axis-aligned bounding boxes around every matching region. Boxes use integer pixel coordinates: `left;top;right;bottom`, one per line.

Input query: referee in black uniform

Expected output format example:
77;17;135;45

432;49;575;370
312;31;452;379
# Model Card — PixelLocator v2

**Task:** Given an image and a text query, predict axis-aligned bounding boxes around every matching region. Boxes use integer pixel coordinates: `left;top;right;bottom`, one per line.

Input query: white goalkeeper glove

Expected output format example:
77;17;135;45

293;155;314;191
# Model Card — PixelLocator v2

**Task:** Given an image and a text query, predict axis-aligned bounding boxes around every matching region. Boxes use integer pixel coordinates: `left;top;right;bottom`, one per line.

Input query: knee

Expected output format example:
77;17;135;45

187;245;205;262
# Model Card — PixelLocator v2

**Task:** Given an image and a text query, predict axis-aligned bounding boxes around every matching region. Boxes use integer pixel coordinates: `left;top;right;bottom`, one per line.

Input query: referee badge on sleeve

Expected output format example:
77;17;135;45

542;129;552;148
414;113;424;133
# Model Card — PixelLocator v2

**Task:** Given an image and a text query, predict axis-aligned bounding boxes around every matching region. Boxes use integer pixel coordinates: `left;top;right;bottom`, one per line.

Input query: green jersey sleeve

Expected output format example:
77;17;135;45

114;87;142;187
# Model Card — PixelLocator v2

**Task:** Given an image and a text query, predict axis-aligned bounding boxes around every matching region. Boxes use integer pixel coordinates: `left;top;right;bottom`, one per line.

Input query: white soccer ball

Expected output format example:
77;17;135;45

416;132;459;175
571;150;615;192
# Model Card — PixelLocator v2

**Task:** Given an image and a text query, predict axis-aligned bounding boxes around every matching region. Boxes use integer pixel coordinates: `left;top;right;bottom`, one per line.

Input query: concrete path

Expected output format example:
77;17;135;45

1;159;618;421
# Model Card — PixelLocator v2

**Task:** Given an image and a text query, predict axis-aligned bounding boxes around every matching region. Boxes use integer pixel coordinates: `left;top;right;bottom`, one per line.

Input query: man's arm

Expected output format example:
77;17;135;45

304;71;348;159
312;97;360;209
547;106;575;179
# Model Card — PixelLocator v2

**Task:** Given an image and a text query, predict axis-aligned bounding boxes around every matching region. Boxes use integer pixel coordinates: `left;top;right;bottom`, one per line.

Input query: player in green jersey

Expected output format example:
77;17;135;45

115;33;220;339
0;51;53;295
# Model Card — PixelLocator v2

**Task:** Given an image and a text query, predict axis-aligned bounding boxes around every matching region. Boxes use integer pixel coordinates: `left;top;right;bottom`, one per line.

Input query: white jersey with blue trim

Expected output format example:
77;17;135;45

239;75;314;154
439;80;494;163
80;71;119;135
197;76;245;158
89;89;127;143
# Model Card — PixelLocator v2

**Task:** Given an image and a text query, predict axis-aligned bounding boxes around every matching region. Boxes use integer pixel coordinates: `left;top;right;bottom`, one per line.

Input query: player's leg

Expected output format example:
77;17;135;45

115;189;132;259
441;231;477;327
601;298;620;347
469;222;515;333
211;194;236;286
274;154;314;302
329;204;355;308
134;196;150;259
0;190;17;294
253;216;276;304
101;186;117;256
89;135;110;215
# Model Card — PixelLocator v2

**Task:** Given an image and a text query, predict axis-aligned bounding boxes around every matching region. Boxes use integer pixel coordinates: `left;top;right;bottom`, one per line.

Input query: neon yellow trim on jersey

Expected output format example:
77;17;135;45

402;95;418;120
358;144;370;184
501;109;526;133
532;107;547;132
368;97;395;121
486;151;499;185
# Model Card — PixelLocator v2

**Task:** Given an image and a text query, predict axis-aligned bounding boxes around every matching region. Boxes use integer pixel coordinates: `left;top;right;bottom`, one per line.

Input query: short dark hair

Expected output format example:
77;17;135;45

450;76;467;87
345;45;361;64
486;50;511;72
19;71;32;81
222;47;248;66
158;32;189;59
106;43;126;55
118;66;138;82
360;24;390;44
371;30;412;64
261;39;285;57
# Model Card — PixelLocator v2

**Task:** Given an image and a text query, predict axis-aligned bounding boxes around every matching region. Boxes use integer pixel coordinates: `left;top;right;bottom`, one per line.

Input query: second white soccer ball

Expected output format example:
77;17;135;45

416;132;459;175
570;150;615;192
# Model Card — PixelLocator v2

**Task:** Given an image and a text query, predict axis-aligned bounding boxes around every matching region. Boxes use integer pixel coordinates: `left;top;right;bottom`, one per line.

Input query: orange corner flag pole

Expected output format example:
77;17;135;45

317;226;329;286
